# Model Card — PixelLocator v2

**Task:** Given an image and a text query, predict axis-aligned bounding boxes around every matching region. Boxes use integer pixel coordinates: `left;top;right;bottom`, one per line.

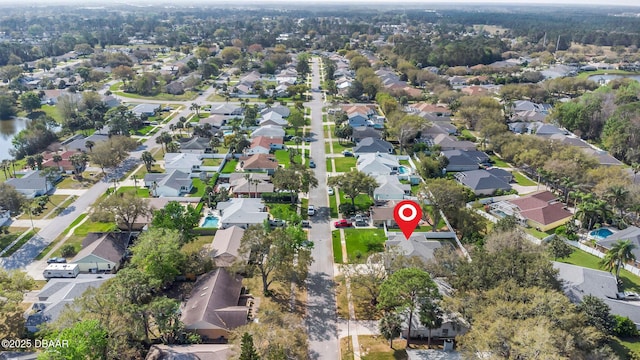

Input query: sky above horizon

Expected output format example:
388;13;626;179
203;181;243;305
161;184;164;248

0;0;638;5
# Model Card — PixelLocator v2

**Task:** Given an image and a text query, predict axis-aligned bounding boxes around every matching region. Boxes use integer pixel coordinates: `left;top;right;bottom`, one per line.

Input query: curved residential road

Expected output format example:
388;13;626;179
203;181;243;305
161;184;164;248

0;92;211;274
305;57;339;360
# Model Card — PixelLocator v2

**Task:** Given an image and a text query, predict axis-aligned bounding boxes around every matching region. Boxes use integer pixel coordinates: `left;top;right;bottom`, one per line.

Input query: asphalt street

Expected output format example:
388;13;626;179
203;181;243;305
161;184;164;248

305;57;340;360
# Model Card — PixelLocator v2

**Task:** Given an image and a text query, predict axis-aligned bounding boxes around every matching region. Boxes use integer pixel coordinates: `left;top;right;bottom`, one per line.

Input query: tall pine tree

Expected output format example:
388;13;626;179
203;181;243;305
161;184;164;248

240;332;260;360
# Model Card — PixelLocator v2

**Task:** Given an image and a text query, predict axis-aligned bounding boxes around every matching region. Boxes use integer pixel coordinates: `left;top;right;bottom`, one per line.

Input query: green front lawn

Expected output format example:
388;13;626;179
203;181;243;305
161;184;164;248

332;230;343;263
343;228;386;263
221;159;238;173
57;175;99;189
133;164;163;178
0;228;28;252
73;218;117;236
489;154;510;168
512;171;537;186
329;193;338;218
19;195;70;220
134;125;155;136
267;203;300;222
116;186;150;197
326;158;334;172
334;157;356;172
3;229;38;257
274;149;302;168
300;198;309;220
115;90;198;101
331;141;355;154
339;191;374;212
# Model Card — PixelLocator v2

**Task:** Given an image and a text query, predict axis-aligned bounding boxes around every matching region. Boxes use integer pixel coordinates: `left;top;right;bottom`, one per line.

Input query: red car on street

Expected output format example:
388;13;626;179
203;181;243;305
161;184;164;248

334;219;352;228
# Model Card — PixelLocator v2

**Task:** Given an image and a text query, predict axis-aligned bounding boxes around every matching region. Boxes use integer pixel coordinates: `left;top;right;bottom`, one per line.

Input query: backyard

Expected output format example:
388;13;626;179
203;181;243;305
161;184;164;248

512;171;537;186
221;159;238;174
274;149;303;167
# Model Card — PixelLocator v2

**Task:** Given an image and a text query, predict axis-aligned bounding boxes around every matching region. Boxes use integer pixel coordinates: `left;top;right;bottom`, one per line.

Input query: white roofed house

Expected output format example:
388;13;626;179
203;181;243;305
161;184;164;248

5;170;61;198
258;111;288;127
144;170;193;197
356;152;399;176
216;198;268;229
250;125;286;139
374;175;410;201
164;153;202;175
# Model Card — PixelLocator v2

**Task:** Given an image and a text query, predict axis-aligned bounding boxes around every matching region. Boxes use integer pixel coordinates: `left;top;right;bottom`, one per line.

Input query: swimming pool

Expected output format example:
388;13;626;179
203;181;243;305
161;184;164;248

398;166;410;174
589;228;614;240
201;215;220;228
223;130;233;136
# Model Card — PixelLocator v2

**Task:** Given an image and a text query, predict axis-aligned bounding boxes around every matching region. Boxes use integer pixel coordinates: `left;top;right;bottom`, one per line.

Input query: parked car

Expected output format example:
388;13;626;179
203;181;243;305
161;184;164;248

617;292;640;300
342;150;354;157
269;219;286;227
47;257;66;264
327;188;334;195
309;160;316;168
307;205;316;216
301;220;311;228
334;219;352;228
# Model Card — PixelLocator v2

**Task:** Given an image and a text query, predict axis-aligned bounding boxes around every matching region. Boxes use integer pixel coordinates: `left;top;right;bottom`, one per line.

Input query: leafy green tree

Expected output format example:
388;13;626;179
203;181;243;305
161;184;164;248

236;225;313;296
0;93;17;119
89;136;138;173
19;92;41;113
69;153;89;178
577;295;615;334
151;201;200;243
379;311;402;349
547;236;574;260
418;299;443;349
0;183;26;214
129;228;186;290
0;269;34;339
387;114;427;154
287;109;306;137
612;315;639;337
271;166;318;204
60;244;76;258
37;320;108;360
240;332;260;360
91;192;151;233
419;179;468;231
328;171;378;208
600;239;637;281
141;151;155;172
377;268;439;346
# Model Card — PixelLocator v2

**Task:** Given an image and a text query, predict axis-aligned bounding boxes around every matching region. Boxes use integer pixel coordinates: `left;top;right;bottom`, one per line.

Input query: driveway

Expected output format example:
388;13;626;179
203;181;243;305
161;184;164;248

305;57;339;360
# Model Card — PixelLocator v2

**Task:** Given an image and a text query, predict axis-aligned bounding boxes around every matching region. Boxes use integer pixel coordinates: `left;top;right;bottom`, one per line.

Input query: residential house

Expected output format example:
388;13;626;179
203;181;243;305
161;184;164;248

261;105;290;118
357;152;399;176
178;137;212;154
352;127;383;143
246;136;284;155
24;274;115;332
145;345;232;360
239;154;279;174
216;198;268;229
490;191;573;232
41;151;83;174
354;138;394;156
71;232;130;273
102;95;121;108
200;114;228;129
5;170;59;198
62;133;110;152
210;104;243;116
430;134;476;151
409;103;452;117
144;170;193;197
454;169;512;196
251;125;285;139
228;173;274;198
441;150;489;172
582;148;624;166
347;112;369;127
258;111;288;127
403;311;469;341
460;85;490;96
371;202;399;228
555;262;640;328
210;226;246;267
164;153;202;174
532;123;567;137
448;76;468;86
132;104;159;117
386;233;443;264
181;269;251;341
373;175;410;201
596;226;640;266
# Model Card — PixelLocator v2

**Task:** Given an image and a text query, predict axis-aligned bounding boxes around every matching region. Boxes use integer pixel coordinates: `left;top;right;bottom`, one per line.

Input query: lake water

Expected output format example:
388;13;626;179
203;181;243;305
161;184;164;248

587;74;640;83
0;117;30;161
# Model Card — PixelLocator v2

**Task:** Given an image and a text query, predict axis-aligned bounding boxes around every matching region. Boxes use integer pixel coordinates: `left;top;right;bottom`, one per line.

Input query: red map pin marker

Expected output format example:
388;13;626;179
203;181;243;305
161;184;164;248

393;200;422;240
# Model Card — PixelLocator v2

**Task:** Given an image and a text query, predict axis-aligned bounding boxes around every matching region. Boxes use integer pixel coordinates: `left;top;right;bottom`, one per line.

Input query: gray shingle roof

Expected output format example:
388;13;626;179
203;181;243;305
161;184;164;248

354;137;393;154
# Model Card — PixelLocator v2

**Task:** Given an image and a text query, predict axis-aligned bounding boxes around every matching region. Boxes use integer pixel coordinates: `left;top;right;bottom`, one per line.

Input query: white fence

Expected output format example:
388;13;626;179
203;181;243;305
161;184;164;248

567;240;640;277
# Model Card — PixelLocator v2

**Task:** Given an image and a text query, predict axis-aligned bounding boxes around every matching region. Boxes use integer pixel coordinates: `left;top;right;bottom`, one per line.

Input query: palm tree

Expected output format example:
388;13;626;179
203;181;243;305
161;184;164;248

605;185;630;218
141;151;155;172
379;311;402;349
560;176;576;204
251;178;261;199
26;156;36;170
85;140;95;152
0;160;9;180
190;102;201;118
70;153;88;179
600;239;637;281
419;300;443;349
52;154;62;171
166;142;179;153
